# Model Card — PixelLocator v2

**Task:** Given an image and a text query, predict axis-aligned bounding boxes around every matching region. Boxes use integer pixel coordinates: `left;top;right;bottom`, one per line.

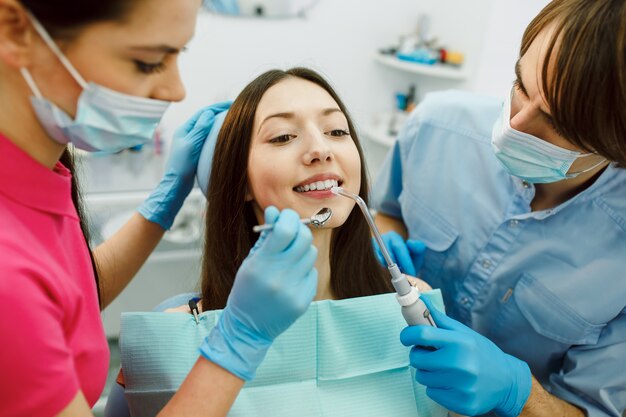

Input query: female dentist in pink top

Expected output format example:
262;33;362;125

0;1;318;416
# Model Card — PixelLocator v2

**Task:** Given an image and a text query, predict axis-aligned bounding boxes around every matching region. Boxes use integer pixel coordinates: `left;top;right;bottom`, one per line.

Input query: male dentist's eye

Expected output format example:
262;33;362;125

269;134;296;144
327;129;350;137
134;60;166;74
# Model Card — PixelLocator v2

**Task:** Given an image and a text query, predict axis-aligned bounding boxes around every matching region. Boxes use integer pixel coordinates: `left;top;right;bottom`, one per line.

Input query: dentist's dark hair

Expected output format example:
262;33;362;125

18;0;136;307
521;0;626;167
201;68;392;310
19;1;132;39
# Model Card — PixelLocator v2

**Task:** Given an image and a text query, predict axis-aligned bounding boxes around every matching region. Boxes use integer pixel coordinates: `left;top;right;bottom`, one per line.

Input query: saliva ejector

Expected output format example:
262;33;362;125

331;187;436;327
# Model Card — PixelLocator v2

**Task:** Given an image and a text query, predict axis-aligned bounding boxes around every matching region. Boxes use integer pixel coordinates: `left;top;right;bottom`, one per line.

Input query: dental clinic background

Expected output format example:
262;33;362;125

83;0;549;412
163;0;551;167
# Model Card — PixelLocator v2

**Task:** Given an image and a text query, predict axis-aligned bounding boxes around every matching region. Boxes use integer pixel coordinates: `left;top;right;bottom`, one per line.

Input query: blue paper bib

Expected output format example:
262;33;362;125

120;291;448;417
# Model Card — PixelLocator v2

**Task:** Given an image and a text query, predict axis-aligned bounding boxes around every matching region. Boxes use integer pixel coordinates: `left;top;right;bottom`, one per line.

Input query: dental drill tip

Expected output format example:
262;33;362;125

331;186;343;195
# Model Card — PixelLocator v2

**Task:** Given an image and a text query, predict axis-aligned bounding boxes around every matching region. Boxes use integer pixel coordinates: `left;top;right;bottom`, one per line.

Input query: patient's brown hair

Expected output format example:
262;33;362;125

521;0;626;166
201;68;391;310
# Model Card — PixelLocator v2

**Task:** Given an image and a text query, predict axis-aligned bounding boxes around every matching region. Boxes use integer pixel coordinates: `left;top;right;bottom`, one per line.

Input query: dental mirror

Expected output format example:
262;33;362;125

253;207;333;232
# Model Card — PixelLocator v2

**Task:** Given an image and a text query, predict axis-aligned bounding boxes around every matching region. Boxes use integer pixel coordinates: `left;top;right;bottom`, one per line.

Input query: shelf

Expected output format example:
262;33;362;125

374;53;468;81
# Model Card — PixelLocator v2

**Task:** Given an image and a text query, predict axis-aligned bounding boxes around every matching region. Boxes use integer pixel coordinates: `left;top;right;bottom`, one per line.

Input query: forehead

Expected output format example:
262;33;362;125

519;24;560;95
255;77;340;119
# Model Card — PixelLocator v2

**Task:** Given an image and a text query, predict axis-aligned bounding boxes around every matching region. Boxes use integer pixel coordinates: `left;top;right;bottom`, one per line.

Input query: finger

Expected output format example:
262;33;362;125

425;387;457;412
187;110;227;145
407;239;426;271
408;345;456;372
389;236;416;276
381;233;399;265
301;267;318;302
255;206;280;240
262;209;301;253
264;205;280;224
288;267;318;313
179;102;231;137
211;100;233;113
195;111;227;178
419;296;470;333
252;206;280;251
284;224;314;260
372;237;386;266
177;107;207;134
291;245;318;278
414;369;453;389
400;325;459;349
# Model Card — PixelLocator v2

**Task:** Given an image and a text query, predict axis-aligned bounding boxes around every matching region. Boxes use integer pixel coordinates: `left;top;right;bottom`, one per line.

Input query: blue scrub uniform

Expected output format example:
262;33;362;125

372;90;626;417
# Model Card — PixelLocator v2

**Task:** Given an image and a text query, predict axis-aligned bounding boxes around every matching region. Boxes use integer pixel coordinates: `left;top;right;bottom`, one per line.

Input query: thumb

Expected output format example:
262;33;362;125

420;295;470;333
264;205;280;224
250;206;280;254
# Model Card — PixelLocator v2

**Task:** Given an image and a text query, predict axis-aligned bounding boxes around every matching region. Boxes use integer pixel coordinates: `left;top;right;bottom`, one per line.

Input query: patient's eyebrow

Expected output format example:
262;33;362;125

257;108;344;134
321;108;342;116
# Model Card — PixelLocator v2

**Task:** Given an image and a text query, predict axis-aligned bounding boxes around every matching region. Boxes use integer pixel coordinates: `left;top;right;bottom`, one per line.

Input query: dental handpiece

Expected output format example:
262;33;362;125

330;187;436;327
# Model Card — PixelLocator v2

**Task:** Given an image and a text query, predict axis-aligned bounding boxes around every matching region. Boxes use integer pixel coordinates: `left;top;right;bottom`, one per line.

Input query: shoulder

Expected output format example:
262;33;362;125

395;90;504;170
394;91;503;169
401;90;502;145
591;165;626;233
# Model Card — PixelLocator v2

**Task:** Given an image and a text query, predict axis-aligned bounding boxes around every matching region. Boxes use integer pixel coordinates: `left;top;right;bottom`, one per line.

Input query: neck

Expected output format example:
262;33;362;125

531;162;610;211
0;68;66;169
311;228;334;300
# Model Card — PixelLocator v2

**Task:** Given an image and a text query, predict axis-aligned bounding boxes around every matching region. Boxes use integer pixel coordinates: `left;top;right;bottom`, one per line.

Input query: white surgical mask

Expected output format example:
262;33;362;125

21;12;171;153
491;89;606;184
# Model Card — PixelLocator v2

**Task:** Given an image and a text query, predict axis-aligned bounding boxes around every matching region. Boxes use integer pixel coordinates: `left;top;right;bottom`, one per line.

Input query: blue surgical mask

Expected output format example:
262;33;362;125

21;13;170;153
491;90;605;183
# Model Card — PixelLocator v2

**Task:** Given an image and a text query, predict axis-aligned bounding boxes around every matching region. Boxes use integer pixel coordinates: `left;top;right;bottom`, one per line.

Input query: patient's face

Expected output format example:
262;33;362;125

247;77;361;228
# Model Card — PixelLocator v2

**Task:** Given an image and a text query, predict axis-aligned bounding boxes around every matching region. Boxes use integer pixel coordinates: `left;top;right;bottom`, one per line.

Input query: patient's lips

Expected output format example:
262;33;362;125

293;174;343;199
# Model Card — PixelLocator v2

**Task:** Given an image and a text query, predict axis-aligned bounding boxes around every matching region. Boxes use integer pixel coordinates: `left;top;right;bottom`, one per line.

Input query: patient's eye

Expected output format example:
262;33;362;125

269;134;296;144
327;129;350;137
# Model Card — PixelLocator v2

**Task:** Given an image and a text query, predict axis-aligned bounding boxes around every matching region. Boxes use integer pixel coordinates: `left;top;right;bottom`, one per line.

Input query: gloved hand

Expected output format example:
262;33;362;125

138;101;231;229
373;231;426;276
400;296;532;417
200;207;318;380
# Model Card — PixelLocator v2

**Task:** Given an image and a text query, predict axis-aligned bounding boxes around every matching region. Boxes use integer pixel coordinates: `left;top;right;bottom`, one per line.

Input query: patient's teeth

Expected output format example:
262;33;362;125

304;184;310;191
316;181;325;190
309;183;317;191
324;180;333;189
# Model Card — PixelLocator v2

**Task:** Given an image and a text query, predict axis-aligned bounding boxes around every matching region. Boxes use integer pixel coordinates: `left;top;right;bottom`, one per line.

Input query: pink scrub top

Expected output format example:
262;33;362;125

0;134;109;416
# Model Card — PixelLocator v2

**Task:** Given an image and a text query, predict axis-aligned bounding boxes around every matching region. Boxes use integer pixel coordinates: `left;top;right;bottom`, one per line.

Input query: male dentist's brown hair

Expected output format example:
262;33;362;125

521;0;626;166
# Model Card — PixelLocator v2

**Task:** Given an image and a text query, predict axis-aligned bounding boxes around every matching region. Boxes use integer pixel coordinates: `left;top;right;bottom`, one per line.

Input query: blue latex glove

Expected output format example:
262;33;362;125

200;207;318;380
400;297;532;417
138;101;231;229
373;231;426;276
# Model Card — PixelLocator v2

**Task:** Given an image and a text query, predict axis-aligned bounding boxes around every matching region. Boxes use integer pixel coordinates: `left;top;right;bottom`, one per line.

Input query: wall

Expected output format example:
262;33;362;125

472;0;550;98
160;0;495;177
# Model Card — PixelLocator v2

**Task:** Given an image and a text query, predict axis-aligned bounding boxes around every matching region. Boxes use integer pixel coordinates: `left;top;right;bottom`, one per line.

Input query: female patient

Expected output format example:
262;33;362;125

202;67;418;309
108;68;434;417
166;66;428;313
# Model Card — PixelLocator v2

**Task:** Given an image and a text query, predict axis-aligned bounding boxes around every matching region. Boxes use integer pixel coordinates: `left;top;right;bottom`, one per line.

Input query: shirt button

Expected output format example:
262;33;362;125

481;259;492;269
522;181;530;189
509;219;519;228
460;296;470;306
